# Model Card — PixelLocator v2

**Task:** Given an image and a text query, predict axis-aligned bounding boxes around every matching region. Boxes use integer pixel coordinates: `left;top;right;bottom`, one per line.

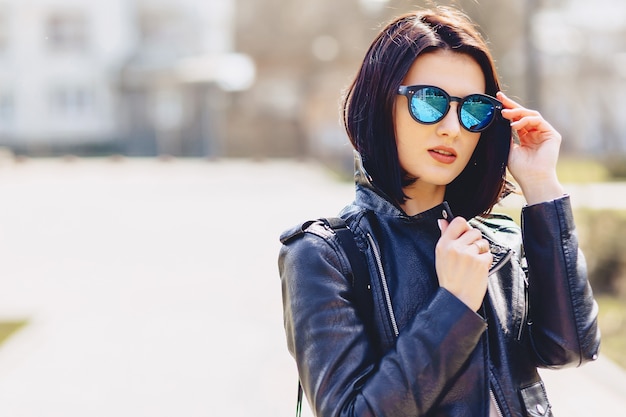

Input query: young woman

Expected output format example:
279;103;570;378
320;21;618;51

279;7;600;417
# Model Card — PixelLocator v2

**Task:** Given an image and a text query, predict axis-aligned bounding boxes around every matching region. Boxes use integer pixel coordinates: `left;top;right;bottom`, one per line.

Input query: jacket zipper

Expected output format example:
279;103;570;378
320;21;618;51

518;274;530;342
366;233;399;337
489;389;504;417
365;229;512;417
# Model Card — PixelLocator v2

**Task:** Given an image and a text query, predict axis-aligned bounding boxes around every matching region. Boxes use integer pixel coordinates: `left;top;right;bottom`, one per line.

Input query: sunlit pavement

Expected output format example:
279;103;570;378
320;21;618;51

0;157;623;417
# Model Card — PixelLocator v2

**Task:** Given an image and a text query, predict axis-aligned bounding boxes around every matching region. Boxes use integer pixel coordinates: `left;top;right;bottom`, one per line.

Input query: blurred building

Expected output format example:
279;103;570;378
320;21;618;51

232;0;626;162
0;0;380;159
230;0;522;166
0;0;133;155
0;0;251;156
229;0;387;161
0;0;624;159
118;0;253;156
532;0;626;155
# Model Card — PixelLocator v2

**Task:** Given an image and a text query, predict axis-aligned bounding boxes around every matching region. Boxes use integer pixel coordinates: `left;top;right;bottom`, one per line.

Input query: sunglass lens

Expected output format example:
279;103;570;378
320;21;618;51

460;96;495;132
410;87;448;124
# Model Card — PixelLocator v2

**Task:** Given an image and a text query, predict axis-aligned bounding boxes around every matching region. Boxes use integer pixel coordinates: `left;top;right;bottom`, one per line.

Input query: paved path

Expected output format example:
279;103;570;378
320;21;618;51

0;158;622;416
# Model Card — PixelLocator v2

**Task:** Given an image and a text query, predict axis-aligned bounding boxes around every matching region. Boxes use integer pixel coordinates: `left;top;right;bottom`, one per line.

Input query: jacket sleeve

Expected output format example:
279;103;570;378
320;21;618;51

279;229;487;417
521;195;600;368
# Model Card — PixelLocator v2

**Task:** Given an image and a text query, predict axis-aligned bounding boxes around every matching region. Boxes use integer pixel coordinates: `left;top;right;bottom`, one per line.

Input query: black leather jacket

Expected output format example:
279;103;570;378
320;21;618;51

279;159;600;417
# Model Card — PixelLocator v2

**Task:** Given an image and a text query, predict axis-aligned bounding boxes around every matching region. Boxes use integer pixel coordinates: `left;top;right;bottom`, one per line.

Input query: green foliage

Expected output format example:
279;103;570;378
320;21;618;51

495;206;626;300
555;156;626;183
0;320;27;346
493;206;626;367
556;157;611;183
602;156;626;180
597;296;626;369
575;209;626;298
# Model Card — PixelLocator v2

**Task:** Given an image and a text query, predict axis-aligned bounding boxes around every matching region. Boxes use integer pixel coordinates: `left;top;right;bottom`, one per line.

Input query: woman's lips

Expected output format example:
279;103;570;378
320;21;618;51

428;147;457;164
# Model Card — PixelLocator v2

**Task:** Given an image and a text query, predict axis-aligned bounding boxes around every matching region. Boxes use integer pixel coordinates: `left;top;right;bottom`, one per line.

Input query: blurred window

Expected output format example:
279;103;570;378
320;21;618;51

359;0;390;14
138;8;179;44
49;86;95;117
0;11;7;52
46;12;88;52
0;92;14;123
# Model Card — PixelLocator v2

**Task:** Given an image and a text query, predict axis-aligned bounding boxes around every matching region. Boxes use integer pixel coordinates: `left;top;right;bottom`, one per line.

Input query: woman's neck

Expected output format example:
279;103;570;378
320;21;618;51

400;183;446;216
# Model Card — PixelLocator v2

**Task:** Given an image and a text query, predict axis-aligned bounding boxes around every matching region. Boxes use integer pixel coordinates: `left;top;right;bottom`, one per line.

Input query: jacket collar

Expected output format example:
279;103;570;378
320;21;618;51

353;151;403;217
353;151;447;221
352;152;512;271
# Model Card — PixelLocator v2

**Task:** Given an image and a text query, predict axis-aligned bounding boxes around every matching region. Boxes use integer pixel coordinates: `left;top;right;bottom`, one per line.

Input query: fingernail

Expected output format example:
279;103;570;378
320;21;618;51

437;219;444;231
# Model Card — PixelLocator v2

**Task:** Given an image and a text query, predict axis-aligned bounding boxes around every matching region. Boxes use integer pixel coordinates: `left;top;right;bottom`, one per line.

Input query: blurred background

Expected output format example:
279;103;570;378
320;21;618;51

0;0;625;166
0;0;625;415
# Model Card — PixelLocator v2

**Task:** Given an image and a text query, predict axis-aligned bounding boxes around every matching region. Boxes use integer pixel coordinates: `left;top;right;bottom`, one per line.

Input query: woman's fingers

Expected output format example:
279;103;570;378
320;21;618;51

438;218;491;262
439;217;487;248
471;238;491;255
435;219;493;311
439;217;471;239
497;90;564;204
497;91;526;111
510;115;543;130
497;92;542;125
497;92;558;147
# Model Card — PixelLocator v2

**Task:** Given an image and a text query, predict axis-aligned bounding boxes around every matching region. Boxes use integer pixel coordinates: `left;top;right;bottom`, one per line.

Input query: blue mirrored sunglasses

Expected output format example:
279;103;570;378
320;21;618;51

397;85;503;132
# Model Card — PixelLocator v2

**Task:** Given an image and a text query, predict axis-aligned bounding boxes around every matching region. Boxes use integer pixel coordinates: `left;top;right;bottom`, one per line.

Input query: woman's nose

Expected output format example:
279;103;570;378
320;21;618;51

436;104;461;138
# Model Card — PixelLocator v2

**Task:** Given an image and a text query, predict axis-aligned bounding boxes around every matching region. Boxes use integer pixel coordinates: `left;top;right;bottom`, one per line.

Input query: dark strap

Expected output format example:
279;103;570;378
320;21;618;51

296;382;303;417
295;217;373;417
321;218;373;331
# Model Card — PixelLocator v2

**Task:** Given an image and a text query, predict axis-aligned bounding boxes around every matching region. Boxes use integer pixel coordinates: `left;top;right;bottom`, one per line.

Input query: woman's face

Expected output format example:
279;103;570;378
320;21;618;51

394;50;485;194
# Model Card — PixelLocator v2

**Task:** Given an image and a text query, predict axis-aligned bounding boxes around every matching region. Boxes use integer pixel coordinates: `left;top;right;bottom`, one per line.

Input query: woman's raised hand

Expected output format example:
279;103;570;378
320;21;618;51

498;92;565;204
436;217;492;312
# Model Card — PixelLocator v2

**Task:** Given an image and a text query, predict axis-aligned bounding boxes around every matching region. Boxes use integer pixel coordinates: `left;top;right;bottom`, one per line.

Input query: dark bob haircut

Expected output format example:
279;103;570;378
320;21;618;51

342;7;511;219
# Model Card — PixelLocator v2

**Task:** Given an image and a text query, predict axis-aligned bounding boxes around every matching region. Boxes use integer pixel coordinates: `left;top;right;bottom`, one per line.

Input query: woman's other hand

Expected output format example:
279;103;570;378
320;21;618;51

436;217;492;312
498;92;565;204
